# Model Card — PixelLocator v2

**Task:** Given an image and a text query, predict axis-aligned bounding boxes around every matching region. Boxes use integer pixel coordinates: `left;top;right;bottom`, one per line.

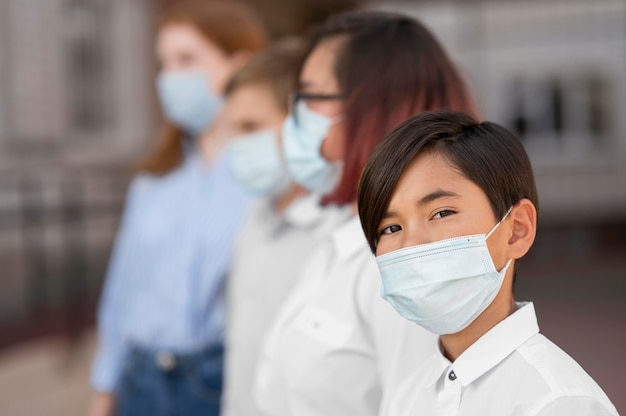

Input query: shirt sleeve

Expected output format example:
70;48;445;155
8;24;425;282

90;177;144;392
355;253;439;416
532;395;618;416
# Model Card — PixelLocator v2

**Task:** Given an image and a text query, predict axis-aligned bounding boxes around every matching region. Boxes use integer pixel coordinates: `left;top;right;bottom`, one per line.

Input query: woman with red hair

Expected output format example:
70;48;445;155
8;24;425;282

89;1;267;415
253;11;478;416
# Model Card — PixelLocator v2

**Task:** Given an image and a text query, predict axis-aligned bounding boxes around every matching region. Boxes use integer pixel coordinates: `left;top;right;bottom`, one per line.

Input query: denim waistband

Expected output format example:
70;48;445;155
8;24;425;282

128;343;224;372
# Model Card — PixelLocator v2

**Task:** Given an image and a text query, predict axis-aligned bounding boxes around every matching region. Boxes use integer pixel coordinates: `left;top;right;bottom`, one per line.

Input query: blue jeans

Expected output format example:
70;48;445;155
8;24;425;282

117;345;223;416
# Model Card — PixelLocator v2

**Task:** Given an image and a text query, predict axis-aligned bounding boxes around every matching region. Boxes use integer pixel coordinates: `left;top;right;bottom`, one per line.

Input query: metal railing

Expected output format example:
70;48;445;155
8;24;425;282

0;168;129;348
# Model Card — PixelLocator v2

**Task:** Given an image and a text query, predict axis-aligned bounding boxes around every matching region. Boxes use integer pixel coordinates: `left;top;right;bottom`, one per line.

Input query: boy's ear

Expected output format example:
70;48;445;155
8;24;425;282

506;198;537;260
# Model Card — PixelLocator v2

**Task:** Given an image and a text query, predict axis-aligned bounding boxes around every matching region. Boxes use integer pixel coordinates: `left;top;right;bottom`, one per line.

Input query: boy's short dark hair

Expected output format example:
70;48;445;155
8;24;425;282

358;111;539;254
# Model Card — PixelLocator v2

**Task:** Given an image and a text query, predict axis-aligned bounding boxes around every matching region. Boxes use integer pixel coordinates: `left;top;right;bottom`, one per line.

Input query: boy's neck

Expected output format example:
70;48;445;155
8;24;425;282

440;295;517;362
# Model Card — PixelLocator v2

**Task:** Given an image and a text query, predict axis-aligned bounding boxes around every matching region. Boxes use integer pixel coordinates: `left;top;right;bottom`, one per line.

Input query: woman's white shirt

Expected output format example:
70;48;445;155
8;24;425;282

222;194;351;416
253;215;438;416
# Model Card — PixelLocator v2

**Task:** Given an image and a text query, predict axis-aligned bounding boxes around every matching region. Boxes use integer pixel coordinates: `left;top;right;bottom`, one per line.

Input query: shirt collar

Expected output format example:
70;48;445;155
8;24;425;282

427;302;540;388
282;193;325;228
264;194;351;237
181;135;198;158
331;215;369;260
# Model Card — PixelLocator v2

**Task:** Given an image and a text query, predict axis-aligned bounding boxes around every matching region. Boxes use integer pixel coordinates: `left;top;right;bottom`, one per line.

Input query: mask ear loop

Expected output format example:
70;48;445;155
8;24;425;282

485;206;514;239
499;258;513;274
485;206;515;273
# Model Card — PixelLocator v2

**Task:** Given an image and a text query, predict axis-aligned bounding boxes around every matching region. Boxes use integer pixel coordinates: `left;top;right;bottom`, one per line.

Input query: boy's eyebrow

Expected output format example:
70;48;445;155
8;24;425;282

418;189;461;206
381;210;396;220
380;190;461;221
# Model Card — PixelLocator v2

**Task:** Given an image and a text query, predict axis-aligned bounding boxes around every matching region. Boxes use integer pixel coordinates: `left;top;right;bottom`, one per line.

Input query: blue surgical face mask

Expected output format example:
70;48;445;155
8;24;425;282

227;129;290;197
157;71;223;136
282;101;341;194
376;208;513;335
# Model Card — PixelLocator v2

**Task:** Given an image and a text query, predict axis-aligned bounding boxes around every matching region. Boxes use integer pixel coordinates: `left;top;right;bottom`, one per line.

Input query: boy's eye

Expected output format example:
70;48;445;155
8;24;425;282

380;224;402;235
432;209;455;220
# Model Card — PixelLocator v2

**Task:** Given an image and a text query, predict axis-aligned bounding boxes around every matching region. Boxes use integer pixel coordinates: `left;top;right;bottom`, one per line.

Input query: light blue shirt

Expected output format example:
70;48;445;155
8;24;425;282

91;149;253;392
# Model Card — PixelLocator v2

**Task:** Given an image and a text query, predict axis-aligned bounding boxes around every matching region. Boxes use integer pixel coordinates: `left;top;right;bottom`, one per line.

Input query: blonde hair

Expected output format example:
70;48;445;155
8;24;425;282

225;37;303;113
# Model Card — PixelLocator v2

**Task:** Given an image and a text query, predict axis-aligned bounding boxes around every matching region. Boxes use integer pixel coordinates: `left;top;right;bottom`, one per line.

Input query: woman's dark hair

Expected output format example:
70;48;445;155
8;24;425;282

297;11;478;206
358;111;539;254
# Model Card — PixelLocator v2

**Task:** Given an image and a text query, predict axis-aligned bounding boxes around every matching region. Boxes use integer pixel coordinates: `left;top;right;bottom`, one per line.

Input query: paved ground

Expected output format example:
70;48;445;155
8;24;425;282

0;333;94;416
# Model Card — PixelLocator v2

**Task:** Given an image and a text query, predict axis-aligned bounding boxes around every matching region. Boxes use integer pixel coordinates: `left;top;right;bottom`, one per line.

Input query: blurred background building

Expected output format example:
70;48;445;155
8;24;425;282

0;0;624;414
0;0;155;349
375;0;626;223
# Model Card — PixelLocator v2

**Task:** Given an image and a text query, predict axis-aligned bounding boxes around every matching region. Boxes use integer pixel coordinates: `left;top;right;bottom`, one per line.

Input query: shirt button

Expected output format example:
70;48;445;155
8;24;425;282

448;370;457;381
156;351;176;371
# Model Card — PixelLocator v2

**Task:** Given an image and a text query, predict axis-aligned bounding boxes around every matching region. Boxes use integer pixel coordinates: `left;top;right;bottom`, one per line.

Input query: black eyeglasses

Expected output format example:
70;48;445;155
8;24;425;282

290;92;342;125
293;92;342;102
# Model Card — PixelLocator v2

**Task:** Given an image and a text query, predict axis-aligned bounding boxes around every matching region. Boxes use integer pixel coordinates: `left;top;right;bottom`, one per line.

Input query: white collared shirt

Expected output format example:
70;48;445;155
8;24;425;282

385;302;618;416
253;215;438;416
222;194;350;416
